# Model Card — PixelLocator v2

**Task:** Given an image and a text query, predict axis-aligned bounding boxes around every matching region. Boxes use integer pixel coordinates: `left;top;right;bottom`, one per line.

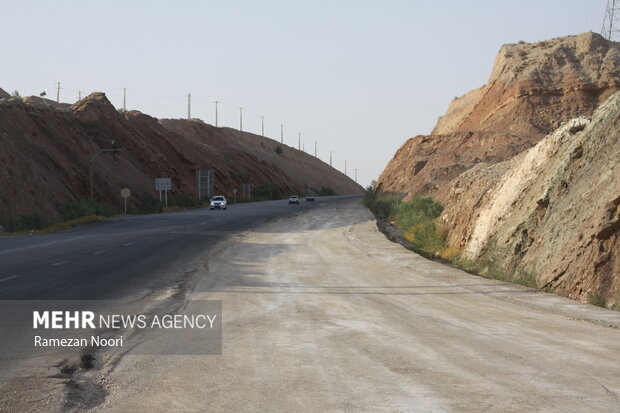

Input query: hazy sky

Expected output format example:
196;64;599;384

1;0;608;186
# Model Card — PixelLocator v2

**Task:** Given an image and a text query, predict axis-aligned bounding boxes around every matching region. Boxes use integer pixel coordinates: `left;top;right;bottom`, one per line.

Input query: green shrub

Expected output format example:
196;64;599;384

0;213;48;232
396;196;443;228
136;194;163;214
275;146;283;155
406;221;446;257
588;292;606;308
253;182;282;200
59;199;115;220
169;193;202;208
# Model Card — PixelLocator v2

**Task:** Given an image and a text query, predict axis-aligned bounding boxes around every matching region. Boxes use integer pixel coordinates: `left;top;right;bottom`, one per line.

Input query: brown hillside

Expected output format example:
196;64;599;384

440;94;620;305
0;92;362;219
377;32;620;201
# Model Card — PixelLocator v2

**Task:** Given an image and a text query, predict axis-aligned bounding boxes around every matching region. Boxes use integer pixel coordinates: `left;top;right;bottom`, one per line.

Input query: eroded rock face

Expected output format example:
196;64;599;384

377;32;620;201
441;95;620;304
0;92;362;219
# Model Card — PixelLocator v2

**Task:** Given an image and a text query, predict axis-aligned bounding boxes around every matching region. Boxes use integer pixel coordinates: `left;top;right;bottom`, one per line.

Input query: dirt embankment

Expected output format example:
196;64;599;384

441;94;620;305
376;32;620;202
375;32;620;304
0;92;362;219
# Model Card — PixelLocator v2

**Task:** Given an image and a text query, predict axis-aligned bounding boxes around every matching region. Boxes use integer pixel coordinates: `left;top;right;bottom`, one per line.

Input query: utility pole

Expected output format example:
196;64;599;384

261;116;265;136
330;151;333;167
78;91;82;100
213;101;219;126
56;82;61;103
298;132;301;150
303;143;305;152
355;168;358;182
239;107;243;131
123;88;127;111
602;0;620;40
280;124;284;144
345;160;347;175
314;140;317;157
187;93;191;119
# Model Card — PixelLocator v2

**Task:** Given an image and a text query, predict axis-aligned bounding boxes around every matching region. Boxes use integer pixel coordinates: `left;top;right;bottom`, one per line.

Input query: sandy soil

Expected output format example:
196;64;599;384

90;198;620;412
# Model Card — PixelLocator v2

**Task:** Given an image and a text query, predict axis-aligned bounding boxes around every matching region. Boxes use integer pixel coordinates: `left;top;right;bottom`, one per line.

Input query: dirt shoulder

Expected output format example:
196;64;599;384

89;198;620;412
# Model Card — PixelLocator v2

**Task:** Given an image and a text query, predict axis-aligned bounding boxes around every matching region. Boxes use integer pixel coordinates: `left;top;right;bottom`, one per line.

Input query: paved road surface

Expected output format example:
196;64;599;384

0;197;334;300
2;197;620;412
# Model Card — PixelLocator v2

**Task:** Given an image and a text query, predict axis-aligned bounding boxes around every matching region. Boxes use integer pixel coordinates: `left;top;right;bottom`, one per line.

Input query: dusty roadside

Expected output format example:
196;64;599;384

84;198;620;412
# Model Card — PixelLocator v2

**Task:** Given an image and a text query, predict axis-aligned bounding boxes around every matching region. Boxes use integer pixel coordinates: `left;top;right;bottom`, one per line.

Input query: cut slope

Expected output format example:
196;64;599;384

441;93;620;304
0;92;362;219
377;32;620;201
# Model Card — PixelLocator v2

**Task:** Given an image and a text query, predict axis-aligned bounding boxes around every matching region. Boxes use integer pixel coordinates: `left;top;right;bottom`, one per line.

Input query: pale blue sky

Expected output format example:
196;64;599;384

1;0;608;186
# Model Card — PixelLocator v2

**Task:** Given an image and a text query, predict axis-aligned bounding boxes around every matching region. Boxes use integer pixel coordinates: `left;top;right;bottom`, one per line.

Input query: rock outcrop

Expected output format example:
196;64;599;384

377;32;620;202
440;93;620;304
0;92;362;219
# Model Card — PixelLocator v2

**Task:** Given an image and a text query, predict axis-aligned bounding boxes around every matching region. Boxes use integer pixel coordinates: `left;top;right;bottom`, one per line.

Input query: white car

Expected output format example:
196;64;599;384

210;196;227;210
288;195;300;205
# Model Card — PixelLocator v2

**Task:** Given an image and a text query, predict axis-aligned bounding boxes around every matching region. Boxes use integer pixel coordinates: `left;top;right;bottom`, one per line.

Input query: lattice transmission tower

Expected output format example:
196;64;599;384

602;0;620;41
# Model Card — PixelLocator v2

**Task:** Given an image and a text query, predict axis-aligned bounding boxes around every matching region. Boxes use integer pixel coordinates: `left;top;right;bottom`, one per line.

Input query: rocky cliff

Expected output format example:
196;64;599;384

441;93;620;305
377;32;620;202
0;92;362;219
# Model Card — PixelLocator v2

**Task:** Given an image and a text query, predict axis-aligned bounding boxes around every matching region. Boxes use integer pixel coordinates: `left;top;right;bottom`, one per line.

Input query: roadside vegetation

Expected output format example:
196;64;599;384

362;190;539;289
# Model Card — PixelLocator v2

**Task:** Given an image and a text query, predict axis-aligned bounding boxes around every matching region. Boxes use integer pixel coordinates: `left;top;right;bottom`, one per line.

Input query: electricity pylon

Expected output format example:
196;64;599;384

602;0;620;41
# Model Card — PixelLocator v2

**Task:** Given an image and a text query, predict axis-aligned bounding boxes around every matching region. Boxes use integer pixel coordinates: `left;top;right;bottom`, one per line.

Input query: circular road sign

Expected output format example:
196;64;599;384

120;188;131;199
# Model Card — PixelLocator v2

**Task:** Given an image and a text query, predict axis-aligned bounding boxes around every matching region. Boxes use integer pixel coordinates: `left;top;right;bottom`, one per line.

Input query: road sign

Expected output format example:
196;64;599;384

120;188;131;215
155;178;172;191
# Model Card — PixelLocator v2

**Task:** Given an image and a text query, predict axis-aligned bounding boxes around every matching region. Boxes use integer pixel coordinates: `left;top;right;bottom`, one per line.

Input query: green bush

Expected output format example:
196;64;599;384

169;193;202;208
407;221;446;256
588;292;606;308
0;213;48;232
396;197;443;228
136;194;163;214
59;199;115;220
253;182;282;200
275;146;283;155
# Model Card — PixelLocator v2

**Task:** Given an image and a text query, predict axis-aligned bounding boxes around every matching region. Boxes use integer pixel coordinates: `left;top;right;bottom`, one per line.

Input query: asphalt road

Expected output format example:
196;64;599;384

0;197;352;300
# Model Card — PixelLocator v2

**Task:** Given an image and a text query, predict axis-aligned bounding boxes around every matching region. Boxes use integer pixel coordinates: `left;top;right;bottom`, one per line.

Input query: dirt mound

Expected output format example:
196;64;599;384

0;92;362;219
377;32;620;201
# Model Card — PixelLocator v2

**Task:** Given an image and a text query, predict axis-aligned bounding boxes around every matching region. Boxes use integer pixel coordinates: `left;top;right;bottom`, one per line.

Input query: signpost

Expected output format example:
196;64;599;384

120;188;131;215
155;178;172;207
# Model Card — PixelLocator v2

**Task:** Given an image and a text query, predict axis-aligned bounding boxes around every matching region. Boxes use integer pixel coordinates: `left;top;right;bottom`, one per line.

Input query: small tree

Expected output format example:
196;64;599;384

274;145;283;155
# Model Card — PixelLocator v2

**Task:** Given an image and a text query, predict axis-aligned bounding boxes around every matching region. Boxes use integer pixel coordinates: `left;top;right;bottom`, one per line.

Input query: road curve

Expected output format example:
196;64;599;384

89;197;620;413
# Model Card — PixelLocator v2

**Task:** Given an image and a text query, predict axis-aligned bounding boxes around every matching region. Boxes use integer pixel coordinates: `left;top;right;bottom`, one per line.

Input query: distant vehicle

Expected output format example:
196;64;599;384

305;193;316;201
210;196;227;210
288;195;300;205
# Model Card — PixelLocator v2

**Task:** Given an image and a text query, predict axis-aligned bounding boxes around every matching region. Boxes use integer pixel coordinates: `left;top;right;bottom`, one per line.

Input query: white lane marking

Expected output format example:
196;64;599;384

94;250;106;255
124;242;135;246
0;235;94;255
0;274;21;282
52;261;67;266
